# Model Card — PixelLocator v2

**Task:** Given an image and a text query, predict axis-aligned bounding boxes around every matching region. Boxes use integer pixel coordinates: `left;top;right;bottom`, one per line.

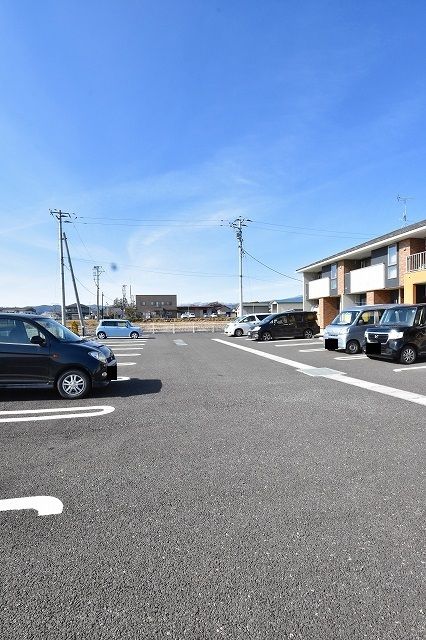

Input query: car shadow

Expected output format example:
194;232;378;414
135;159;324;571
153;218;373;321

97;378;162;398
0;379;162;404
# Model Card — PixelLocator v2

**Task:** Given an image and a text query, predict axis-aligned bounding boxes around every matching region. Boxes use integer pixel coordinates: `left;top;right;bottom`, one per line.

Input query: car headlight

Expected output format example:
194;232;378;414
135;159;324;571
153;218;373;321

338;327;349;335
89;351;108;363
388;329;404;340
251;326;260;332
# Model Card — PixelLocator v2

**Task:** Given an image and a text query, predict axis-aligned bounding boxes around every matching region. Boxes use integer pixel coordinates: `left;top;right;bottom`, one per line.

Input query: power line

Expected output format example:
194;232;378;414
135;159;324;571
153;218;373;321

244;250;302;282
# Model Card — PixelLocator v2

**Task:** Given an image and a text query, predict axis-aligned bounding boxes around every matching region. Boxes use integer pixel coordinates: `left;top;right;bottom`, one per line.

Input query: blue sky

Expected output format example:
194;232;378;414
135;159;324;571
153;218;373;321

1;0;426;307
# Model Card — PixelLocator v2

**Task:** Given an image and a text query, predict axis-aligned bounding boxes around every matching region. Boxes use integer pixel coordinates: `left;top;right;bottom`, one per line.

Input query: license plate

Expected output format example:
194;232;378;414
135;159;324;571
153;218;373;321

366;343;381;355
325;338;338;350
107;364;117;380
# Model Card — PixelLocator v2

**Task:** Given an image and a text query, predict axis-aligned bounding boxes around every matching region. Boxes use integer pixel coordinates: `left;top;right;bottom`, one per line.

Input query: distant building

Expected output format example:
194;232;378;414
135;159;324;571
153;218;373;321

270;295;303;314
176;302;233;318
65;304;91;320
237;301;270;316
0;306;37;314
136;295;178;318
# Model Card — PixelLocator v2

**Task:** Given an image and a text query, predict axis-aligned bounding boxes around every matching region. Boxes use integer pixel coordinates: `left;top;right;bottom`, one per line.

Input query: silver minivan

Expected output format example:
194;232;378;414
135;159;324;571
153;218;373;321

224;313;270;337
323;304;398;354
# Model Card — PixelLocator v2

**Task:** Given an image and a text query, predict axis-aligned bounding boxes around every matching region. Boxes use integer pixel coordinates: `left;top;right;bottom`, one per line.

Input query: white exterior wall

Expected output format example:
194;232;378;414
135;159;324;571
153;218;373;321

349;263;385;294
308;277;331;299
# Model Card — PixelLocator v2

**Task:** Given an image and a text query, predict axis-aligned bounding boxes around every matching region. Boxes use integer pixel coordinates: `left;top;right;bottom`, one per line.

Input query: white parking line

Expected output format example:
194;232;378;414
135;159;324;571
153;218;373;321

334;355;368;361
298;348;325;352
107;347;144;350
173;339;188;346
394;364;426;372
113;353;141;356
0;496;63;517
118;362;137;366
0;406;115;423
213;338;426;406
274;342;322;348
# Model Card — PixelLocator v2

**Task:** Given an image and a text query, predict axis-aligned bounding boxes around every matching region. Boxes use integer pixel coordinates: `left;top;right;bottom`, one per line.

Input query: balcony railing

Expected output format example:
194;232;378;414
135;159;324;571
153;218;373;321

407;251;426;273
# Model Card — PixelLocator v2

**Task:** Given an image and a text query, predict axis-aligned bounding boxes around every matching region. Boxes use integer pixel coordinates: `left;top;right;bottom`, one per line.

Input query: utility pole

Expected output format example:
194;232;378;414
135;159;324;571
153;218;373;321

63;233;86;336
50;209;73;325
229;217;251;317
93;266;105;320
122;284;127;317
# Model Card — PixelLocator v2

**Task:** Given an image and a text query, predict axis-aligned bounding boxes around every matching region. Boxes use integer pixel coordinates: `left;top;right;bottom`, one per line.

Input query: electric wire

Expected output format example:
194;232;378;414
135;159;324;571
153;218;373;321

244;250;302;282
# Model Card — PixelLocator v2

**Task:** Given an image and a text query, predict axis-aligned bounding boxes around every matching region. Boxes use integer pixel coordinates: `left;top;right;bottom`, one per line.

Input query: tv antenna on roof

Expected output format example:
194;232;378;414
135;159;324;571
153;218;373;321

396;194;414;226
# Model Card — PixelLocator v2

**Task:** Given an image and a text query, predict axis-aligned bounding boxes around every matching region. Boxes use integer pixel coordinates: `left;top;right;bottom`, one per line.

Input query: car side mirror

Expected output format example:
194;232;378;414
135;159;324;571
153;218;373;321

31;335;46;346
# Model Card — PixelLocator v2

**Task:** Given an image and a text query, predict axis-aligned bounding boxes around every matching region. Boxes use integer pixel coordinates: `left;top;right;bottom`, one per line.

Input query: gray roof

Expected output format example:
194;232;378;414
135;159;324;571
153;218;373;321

297;218;426;272
271;295;303;303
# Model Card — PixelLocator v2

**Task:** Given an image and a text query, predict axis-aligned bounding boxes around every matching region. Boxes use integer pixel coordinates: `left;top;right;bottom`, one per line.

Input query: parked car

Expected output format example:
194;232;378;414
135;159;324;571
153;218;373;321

96;319;142;338
0;313;117;399
248;311;319;341
181;312;196;319
323;304;398;354
364;303;426;364
224;314;270;337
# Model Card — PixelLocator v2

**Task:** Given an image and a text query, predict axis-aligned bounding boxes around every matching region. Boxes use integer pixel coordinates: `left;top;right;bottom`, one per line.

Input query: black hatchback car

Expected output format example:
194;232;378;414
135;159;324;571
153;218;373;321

364;303;426;365
248;311;319;341
0;313;117;399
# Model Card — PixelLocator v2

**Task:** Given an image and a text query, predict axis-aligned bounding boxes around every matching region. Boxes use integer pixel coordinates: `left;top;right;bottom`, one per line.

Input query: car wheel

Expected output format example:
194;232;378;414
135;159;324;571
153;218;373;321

57;369;91;399
303;328;314;339
234;328;243;337
399;345;417;365
130;331;139;339
97;332;107;339
346;340;361;355
262;331;273;341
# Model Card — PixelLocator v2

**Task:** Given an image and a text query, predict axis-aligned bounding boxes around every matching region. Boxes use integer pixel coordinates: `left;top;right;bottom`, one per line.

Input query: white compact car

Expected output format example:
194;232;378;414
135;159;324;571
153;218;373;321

224;313;270;337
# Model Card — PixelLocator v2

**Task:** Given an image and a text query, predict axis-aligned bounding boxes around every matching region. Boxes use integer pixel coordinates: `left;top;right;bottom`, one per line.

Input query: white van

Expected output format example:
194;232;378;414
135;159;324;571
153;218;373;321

224;313;270;337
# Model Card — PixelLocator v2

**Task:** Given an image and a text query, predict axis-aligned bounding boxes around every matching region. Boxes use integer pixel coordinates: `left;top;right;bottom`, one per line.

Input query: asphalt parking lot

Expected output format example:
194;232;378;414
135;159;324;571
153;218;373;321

0;333;424;639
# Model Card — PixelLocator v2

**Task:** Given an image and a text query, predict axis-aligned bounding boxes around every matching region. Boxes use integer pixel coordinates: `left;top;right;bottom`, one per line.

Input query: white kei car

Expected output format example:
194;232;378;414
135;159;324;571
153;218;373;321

224;314;270;337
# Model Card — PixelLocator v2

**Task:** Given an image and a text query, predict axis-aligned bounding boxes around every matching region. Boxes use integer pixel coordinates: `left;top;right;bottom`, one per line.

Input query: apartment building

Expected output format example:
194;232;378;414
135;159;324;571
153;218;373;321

297;219;426;329
135;294;178;318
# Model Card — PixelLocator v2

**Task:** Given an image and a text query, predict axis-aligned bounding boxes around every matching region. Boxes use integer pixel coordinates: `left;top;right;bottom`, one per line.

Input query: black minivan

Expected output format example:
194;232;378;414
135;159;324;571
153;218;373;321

364;303;426;364
248;311;319;341
0;313;117;399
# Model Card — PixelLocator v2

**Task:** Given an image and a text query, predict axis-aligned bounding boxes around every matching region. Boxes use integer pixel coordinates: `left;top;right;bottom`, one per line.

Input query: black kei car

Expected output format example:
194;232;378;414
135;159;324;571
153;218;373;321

0;313;117;399
364;303;426;365
248;311;319;341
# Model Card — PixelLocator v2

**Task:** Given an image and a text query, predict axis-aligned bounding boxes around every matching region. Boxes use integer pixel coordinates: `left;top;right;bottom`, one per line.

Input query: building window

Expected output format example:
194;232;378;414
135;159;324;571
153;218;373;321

388;244;397;279
360;258;370;268
330;264;337;291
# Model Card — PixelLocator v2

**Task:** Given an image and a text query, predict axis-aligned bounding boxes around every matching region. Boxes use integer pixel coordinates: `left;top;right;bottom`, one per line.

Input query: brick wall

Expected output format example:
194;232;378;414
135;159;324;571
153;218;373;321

337;260;358;295
399;238;426;279
366;290;393;304
318;297;339;329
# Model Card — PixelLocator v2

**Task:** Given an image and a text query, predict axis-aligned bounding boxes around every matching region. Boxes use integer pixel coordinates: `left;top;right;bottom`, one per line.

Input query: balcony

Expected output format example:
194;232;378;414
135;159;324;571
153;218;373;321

407;251;426;273
348;263;385;294
308;277;330;299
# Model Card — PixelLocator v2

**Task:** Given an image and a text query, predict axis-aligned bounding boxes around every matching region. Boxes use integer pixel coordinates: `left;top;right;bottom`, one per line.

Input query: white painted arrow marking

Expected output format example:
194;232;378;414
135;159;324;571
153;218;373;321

0;496;63;516
0;405;115;423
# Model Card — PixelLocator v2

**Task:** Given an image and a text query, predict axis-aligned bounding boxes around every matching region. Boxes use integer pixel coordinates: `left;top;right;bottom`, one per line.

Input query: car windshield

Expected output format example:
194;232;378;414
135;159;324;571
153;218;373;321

380;307;417;326
330;311;359;325
259;314;276;324
36;318;82;342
